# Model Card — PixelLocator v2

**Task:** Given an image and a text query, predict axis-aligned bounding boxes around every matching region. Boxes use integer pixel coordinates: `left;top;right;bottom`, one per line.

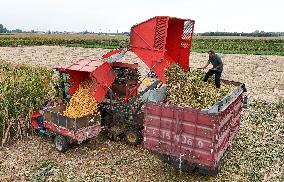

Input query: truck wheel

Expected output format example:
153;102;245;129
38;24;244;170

124;129;142;146
54;135;69;152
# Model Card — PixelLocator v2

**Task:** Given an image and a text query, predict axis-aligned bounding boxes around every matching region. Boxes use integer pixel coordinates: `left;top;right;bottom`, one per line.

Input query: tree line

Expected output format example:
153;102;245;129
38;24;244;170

0;24;22;33
197;31;284;37
1;23;283;36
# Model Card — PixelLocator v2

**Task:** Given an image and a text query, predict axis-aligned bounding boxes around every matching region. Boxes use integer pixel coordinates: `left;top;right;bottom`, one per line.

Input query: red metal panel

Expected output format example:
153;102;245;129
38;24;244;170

228;95;243;147
178;48;190;71
44;121;101;142
144;103;215;168
90;62;115;86
64;59;115;102
197;113;216;126
67;64;85;71
66;59;105;73
31;111;41;118
76;59;92;65
44;122;76;140
154;17;169;50
143;93;244;171
131;48;166;81
102;49;123;59
67;70;90;95
88;60;106;67
90;85;109;103
74;125;101;143
31;119;39;129
81;66;97;72
89;62;115;101
130;16;195;83
215;133;230;163
165;18;183;64
131;17;158;50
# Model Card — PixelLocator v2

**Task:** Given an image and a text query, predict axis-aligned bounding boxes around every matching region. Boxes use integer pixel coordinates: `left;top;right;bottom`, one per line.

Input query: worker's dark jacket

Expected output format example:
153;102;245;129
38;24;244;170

209;55;223;72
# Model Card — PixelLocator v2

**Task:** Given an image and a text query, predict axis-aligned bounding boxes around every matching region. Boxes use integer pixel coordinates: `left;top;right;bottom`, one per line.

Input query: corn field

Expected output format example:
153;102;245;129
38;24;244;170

192;36;284;56
0;63;57;145
0;34;128;49
0;34;284;55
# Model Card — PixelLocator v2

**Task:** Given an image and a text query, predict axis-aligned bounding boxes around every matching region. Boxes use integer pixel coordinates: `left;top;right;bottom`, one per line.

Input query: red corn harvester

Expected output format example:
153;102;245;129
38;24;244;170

31;16;196;151
31;16;247;176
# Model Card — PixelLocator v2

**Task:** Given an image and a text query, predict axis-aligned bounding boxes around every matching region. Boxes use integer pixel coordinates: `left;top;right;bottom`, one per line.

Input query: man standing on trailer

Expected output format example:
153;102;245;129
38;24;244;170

202;50;223;88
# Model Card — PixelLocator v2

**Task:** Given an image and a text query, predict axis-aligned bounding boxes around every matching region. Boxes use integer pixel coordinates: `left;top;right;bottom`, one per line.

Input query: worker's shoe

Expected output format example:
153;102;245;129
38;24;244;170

38;129;45;137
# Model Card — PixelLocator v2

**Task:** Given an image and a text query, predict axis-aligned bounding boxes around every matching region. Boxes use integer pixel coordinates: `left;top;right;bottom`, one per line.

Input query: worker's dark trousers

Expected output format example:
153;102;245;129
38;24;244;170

204;69;222;88
37;116;45;136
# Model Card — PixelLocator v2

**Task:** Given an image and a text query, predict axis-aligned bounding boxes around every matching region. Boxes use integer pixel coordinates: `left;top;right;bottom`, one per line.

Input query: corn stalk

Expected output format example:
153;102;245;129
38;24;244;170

0;62;58;145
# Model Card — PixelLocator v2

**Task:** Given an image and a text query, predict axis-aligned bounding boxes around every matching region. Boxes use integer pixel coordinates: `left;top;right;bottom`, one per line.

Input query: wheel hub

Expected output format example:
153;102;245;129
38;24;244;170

127;133;137;143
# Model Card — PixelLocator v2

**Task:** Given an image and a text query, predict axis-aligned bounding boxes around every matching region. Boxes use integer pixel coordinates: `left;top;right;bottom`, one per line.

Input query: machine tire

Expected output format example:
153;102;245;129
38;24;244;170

54;135;69;152
124;129;142;146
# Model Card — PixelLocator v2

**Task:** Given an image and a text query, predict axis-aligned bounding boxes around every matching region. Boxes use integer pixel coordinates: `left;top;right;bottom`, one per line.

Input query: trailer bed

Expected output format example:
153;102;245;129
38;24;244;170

43;105;101;143
143;80;246;175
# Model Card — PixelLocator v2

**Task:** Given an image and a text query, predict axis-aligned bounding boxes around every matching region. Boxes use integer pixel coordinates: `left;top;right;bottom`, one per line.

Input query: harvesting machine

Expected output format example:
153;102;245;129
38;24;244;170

32;16;195;149
31;16;247;175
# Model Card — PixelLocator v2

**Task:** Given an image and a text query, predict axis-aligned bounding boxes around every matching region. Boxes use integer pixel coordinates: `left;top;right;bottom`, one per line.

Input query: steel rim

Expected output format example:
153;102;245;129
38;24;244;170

127;133;137;143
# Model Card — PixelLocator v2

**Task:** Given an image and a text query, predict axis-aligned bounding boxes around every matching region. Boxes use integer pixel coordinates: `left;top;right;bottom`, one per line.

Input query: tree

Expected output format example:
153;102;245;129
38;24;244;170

0;24;4;33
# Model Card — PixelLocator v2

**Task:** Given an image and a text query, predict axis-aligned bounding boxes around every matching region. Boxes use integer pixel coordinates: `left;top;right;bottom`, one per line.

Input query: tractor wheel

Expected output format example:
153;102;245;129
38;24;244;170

54;135;69;152
124;129;142;146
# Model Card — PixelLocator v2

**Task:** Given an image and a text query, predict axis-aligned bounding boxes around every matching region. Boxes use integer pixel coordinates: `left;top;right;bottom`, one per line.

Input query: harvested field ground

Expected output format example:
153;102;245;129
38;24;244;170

0;102;283;182
0;46;283;181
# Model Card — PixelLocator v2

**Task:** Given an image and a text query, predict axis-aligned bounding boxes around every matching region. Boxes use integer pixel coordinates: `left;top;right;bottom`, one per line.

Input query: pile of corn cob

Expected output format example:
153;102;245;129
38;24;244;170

64;81;99;119
165;64;235;109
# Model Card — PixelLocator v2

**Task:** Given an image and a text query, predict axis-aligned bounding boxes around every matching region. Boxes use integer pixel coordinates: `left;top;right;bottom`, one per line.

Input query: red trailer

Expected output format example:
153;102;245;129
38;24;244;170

31;105;101;152
130;16;247;175
143;80;247;175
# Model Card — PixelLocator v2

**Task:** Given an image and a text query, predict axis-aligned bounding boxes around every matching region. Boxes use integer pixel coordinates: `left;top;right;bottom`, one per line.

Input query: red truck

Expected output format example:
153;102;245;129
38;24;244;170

143;80;247;175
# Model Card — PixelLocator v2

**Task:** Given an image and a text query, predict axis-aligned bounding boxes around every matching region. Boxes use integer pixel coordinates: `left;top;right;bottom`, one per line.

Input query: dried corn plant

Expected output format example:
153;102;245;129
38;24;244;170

0;62;57;145
165;64;235;109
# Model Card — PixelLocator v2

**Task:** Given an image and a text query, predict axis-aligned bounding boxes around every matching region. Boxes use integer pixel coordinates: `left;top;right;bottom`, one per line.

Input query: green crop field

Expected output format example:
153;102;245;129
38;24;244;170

192;36;284;56
0;63;57;144
0;34;129;49
0;34;284;56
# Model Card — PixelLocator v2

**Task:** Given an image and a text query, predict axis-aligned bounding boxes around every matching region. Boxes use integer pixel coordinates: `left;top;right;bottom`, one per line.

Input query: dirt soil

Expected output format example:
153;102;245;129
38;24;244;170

0;46;283;102
0;46;283;181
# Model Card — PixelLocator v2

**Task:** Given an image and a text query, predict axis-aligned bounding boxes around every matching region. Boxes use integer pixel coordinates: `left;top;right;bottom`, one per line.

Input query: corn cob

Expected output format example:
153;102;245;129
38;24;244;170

64;81;99;119
165;64;235;109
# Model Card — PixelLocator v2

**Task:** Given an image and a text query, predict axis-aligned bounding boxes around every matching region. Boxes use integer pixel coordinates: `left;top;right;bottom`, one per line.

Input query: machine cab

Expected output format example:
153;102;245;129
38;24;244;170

53;68;71;102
